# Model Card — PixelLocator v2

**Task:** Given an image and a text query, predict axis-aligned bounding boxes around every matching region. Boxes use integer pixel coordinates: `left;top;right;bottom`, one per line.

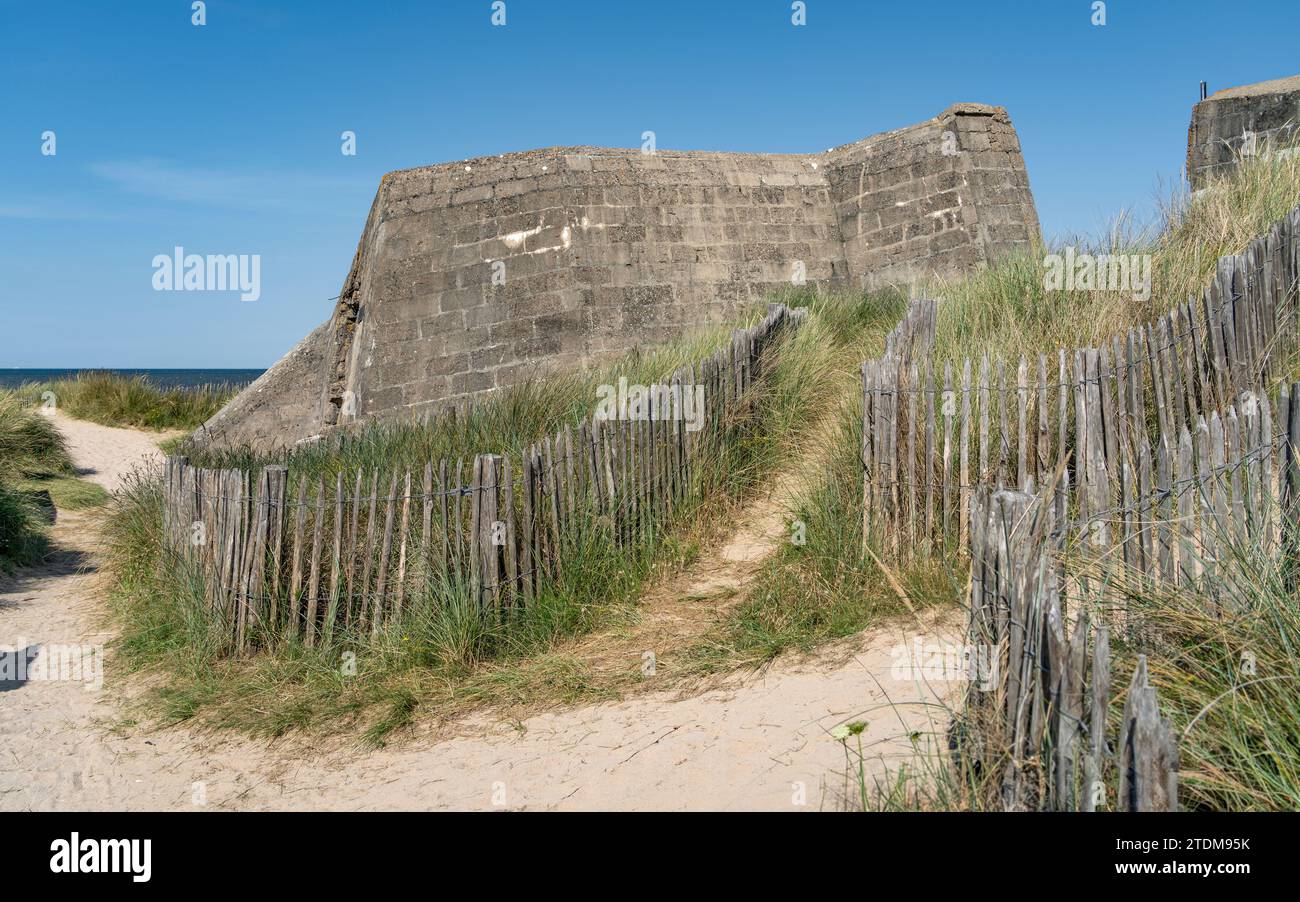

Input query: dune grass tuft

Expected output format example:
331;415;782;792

0;394;76;570
15;371;240;431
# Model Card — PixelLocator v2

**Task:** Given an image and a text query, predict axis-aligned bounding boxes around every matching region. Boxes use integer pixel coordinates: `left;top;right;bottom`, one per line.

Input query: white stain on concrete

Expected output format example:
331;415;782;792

502;224;545;249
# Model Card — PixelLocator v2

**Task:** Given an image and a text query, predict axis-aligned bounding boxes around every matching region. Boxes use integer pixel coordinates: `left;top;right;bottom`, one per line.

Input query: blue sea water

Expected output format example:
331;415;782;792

0;368;264;390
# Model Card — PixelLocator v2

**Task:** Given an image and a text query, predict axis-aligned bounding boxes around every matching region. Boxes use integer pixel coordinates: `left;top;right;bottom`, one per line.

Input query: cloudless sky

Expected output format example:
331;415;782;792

2;0;1298;367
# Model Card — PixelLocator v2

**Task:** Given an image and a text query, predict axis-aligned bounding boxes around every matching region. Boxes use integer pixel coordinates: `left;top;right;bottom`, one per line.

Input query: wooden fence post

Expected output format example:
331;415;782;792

1118;656;1179;811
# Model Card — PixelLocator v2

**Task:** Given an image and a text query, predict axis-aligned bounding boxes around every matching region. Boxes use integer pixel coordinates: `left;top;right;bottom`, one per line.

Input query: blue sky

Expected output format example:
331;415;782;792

2;0;1298;368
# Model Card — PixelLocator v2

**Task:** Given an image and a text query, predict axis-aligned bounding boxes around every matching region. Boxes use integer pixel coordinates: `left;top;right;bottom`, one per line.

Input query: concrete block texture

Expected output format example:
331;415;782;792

192;320;332;451
1188;74;1300;188
199;103;1040;449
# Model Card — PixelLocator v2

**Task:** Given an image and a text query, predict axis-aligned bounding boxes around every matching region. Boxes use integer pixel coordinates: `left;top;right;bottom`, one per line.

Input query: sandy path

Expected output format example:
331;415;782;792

47;411;178;494
0;416;960;811
568;405;884;686
576;457;828;676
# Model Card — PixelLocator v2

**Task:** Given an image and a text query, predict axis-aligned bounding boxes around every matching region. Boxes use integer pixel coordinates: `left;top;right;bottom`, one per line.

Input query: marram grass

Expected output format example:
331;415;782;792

14;371;240;432
0;393;75;570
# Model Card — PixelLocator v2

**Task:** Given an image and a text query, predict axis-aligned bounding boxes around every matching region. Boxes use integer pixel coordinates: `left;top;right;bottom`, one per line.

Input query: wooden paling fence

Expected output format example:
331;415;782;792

967;488;1179;811
863;204;1300;561
163;304;808;655
858;297;940;555
868;207;1300;812
955;389;1300;813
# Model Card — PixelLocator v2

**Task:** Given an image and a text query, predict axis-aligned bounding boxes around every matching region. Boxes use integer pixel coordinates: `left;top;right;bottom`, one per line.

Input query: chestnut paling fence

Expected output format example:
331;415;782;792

964;380;1300;812
862;206;1300;562
967;488;1182;812
162;304;807;655
861;205;1300;810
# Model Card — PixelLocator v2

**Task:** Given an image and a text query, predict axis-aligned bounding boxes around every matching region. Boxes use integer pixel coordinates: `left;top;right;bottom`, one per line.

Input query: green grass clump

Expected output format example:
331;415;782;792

0;389;121;570
0;394;75;570
16;372;240;431
0;486;50;571
12;475;110;511
0;392;74;479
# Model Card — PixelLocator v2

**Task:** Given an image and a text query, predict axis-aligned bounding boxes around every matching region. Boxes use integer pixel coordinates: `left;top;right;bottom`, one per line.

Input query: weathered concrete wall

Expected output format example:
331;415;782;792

828;103;1039;288
324;144;842;432
193;321;331;450
201;102;1040;449
1188;75;1300;188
